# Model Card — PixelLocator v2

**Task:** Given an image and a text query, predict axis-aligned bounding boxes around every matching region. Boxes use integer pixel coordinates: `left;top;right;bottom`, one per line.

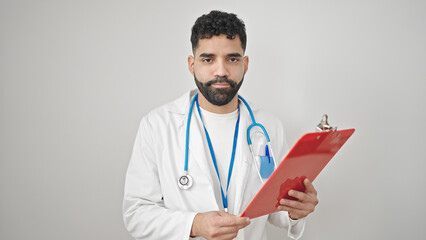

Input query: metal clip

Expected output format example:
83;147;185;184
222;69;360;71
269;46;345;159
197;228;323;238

316;114;337;132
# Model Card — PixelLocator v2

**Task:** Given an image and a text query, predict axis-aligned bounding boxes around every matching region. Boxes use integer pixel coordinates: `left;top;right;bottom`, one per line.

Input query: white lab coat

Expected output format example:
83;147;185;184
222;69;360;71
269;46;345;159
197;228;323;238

123;90;306;240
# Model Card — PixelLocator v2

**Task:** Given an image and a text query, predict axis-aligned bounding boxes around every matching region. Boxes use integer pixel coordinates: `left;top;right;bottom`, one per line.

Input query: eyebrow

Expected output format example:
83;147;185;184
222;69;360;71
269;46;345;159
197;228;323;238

227;53;243;57
199;53;215;58
198;52;243;58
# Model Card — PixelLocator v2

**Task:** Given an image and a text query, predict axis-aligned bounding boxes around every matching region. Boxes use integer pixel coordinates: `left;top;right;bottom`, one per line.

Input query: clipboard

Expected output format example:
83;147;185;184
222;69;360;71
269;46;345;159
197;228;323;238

240;115;355;219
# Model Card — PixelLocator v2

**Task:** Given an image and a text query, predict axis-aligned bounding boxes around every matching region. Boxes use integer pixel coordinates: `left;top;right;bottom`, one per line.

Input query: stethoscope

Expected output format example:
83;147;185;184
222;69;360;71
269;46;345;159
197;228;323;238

178;93;277;211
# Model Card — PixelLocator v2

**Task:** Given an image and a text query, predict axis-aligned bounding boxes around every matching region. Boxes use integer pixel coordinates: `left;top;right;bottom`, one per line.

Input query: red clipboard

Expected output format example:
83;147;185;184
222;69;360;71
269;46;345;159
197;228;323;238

240;128;355;219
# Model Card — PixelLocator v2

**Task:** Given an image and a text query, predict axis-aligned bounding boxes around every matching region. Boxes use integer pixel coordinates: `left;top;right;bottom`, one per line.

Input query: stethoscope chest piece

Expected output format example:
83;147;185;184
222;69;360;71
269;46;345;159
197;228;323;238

178;174;193;190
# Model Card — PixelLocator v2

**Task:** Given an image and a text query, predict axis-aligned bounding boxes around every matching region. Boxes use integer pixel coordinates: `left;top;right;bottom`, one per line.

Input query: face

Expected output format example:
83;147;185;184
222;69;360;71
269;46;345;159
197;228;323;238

188;34;249;106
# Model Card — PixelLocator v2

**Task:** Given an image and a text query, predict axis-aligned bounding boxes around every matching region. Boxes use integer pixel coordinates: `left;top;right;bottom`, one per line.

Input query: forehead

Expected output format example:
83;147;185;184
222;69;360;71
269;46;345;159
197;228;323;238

194;34;244;56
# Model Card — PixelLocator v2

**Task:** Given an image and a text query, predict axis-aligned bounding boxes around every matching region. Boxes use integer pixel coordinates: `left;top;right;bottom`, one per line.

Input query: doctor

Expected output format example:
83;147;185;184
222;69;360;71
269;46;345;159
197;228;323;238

123;10;319;240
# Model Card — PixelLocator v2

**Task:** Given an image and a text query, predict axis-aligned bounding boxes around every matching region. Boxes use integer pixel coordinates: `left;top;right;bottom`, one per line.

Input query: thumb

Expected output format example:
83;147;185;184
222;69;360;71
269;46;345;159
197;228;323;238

217;211;233;217
304;178;317;194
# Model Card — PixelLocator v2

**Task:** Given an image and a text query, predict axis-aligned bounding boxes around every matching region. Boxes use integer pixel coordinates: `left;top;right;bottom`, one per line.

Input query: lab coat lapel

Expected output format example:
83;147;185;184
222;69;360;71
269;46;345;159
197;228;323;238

233;101;253;214
186;109;216;189
174;90;219;209
187;105;223;210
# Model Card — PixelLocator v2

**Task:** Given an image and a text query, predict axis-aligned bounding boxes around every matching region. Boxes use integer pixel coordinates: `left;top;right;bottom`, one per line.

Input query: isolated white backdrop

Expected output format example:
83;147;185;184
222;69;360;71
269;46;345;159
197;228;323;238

1;0;425;239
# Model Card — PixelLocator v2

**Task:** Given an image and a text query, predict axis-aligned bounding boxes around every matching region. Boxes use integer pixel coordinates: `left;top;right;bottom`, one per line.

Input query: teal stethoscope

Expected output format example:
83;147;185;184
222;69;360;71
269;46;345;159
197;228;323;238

178;93;278;212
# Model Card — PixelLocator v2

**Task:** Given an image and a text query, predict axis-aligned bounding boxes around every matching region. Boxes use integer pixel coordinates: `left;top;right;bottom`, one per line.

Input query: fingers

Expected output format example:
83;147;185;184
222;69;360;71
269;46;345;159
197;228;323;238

216;225;246;235
287;179;318;204
288;189;309;202
280;198;306;210
277;205;310;220
198;211;249;239
276;180;319;219
278;198;314;220
216;211;249;227
219;215;250;228
212;217;249;240
218;232;239;240
279;198;316;213
304;178;317;195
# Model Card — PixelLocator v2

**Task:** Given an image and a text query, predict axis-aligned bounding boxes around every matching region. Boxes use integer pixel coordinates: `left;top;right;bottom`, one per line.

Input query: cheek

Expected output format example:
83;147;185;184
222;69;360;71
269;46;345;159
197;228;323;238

231;65;245;78
193;66;212;80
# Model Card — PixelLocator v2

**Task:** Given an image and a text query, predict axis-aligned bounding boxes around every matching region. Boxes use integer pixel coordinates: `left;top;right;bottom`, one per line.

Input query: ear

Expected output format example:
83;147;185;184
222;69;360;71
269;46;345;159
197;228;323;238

244;56;249;74
188;55;195;76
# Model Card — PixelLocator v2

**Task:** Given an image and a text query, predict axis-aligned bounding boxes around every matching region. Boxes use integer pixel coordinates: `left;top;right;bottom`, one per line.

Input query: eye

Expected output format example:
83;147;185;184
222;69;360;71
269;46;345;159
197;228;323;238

229;57;240;63
202;58;213;63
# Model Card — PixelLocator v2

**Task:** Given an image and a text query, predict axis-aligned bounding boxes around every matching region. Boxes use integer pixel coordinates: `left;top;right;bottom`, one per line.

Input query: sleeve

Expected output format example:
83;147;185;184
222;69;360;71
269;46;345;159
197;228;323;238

122;116;197;239
268;212;306;240
266;117;306;240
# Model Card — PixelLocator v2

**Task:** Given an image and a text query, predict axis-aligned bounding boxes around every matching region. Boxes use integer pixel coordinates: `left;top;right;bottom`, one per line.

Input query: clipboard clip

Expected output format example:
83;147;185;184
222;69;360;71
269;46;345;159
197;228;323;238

316;114;337;131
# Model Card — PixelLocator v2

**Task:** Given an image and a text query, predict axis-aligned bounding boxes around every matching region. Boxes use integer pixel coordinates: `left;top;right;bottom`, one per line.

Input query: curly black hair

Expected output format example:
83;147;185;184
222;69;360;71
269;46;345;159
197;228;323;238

190;10;247;53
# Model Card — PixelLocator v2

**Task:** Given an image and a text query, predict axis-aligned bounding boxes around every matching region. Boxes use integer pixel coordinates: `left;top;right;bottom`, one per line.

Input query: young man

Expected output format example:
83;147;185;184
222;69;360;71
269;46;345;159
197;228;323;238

123;11;318;240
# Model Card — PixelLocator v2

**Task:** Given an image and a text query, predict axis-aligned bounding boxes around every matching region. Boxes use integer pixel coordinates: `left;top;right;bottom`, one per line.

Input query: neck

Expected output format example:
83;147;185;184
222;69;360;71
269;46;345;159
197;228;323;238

197;92;239;114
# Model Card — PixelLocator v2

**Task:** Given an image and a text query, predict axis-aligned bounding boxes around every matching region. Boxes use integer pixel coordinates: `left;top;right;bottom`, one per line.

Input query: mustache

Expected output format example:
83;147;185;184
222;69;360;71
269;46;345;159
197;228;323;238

206;77;237;87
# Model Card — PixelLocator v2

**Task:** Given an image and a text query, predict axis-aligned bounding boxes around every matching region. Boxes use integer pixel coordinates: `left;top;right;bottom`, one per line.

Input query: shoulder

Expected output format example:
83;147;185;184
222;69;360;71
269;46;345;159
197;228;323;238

254;108;285;142
139;90;194;129
239;94;289;155
255;109;283;128
240;95;284;130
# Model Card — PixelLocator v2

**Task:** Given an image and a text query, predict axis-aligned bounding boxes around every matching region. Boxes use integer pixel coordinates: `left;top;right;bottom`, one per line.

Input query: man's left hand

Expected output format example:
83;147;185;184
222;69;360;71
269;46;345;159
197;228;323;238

277;178;319;220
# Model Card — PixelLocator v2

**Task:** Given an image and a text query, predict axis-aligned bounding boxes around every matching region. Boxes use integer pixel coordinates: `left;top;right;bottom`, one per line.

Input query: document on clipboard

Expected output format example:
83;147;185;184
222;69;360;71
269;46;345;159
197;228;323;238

240;115;355;219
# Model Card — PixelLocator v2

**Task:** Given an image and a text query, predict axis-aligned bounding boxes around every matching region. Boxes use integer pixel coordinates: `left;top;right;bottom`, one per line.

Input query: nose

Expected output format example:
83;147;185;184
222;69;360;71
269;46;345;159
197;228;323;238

214;60;230;77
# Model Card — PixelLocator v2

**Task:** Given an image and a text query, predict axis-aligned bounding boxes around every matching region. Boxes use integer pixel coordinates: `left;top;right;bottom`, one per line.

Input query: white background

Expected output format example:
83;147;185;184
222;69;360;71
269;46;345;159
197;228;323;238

1;0;425;239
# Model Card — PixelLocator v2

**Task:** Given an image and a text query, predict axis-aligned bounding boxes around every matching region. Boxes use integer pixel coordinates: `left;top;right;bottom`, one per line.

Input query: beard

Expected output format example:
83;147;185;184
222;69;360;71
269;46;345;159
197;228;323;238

194;75;244;106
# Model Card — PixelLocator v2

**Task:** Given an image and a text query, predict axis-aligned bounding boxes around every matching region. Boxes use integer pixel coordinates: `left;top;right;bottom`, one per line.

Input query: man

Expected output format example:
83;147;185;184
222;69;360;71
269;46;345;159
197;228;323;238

123;10;318;240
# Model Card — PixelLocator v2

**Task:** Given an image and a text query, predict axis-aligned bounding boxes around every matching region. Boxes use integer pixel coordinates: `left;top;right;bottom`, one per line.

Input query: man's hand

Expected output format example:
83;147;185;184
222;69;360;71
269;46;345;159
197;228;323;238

277;178;319;220
190;211;250;240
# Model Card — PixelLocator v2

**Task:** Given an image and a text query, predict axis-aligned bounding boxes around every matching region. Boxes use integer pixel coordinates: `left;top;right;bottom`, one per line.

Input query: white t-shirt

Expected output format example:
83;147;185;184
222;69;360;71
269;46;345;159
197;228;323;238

199;107;239;214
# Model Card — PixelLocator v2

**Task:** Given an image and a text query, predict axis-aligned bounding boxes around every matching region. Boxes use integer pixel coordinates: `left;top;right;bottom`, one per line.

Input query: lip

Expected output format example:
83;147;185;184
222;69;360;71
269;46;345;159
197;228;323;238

211;83;230;88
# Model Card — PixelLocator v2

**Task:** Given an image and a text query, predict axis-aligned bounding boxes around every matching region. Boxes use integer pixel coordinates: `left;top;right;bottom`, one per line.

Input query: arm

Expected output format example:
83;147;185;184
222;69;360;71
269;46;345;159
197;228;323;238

267;117;316;239
273;178;318;240
123;117;250;239
270;117;319;220
123;117;196;239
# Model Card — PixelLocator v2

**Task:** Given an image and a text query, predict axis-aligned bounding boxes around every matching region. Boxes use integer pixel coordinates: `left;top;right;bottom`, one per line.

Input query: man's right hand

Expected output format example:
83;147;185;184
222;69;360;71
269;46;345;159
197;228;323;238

190;211;251;240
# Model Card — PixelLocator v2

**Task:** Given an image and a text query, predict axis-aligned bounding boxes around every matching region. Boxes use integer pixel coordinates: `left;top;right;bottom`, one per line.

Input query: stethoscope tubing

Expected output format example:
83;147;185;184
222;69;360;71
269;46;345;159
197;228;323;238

184;94;198;173
180;93;278;189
